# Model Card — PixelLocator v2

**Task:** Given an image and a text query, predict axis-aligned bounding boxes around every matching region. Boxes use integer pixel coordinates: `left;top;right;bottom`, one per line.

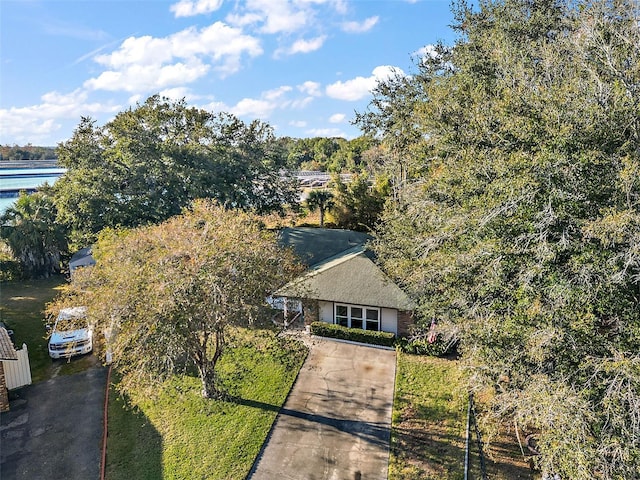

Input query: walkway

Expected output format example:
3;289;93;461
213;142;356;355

249;337;396;480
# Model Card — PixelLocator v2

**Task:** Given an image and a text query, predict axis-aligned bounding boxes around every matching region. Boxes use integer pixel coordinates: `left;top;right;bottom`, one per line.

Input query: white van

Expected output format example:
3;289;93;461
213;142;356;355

48;307;93;359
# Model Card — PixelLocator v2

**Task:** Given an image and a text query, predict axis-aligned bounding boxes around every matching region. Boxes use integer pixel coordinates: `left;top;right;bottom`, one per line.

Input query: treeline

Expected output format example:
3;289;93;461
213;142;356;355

0;145;57;161
278;136;377;173
0;96;391;276
2;137;379;174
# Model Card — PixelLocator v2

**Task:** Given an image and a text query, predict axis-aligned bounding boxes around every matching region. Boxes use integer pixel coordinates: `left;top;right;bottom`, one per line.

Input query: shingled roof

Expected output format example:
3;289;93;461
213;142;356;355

277;227;372;268
0;328;17;361
275;240;415;311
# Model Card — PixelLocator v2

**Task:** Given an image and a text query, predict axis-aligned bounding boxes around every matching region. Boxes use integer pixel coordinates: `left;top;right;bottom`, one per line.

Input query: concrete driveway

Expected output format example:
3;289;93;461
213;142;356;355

249;337;396;480
0;366;107;480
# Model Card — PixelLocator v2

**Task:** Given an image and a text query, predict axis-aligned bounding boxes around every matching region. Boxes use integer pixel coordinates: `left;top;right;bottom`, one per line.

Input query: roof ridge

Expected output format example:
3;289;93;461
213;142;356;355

308;245;366;272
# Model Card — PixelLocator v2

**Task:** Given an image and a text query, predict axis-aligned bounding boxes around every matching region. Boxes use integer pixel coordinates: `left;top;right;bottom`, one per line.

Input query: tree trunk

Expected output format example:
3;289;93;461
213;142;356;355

196;327;225;399
199;366;223;399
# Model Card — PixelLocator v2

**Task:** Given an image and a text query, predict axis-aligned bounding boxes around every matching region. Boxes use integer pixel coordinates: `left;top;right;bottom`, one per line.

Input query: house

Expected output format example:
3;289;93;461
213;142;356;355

69;247;96;275
273;227;415;337
0;327;18;412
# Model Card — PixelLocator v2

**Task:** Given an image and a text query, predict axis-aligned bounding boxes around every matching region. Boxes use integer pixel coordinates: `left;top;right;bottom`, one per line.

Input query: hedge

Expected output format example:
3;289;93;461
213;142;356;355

309;321;396;347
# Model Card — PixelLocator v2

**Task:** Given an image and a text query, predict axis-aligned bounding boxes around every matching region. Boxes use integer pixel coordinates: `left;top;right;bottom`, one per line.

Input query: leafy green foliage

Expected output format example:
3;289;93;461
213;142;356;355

52;200;303;398
0;145;57;161
331;173;390;231
54;96;299;246
396;335;454;357
282;135;378;173
364;0;640;478
305;189;334;227
0;190;67;278
309;321;396;347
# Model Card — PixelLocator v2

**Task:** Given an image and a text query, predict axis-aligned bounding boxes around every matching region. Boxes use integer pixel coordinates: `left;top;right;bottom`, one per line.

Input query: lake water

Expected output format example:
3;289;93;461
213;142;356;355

0;168;65;214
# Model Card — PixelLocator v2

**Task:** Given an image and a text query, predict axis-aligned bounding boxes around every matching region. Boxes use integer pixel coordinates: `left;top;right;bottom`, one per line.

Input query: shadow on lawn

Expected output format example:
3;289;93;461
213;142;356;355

106;389;163;480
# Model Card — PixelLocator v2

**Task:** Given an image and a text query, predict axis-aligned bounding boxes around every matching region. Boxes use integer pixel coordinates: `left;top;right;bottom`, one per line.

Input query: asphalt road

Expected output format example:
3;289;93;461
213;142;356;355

248;337;397;480
0;366;107;480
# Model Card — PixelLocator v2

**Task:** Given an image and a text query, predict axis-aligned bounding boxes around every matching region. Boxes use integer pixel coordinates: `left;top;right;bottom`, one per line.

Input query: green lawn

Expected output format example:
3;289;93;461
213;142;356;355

391;352;535;480
390;352;467;480
0;276;97;382
2;277;532;478
106;330;307;480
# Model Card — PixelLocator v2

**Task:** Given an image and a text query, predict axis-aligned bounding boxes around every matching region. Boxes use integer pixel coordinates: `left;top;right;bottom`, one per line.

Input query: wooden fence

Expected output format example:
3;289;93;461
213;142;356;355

4;344;32;390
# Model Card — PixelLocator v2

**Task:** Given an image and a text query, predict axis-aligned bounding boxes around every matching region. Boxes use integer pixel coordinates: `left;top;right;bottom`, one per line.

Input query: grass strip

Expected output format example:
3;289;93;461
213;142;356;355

390;352;467;480
106;330;307;480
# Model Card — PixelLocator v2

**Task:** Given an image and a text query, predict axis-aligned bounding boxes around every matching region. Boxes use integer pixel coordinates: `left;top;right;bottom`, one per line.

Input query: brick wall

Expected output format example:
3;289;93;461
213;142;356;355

0;362;9;412
397;310;415;338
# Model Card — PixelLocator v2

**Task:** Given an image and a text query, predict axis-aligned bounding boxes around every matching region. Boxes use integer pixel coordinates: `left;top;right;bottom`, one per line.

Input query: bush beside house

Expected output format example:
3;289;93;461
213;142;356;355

310;321;396;347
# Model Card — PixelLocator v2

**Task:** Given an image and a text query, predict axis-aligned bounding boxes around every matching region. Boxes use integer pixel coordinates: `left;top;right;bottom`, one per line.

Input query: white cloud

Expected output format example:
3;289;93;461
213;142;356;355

298;81;322;97
231;98;275;117
227;0;310;34
170;0;223;17
159;87;195;101
228;85;293;118
86;22;262;93
86;59;210;92
415;44;438;59
283;35;327;56
329;113;345;123
305;127;346;137
341;16;379;33
264;86;293;100
325;65;402;101
0;89;121;144
290;96;314;109
289;120;307;128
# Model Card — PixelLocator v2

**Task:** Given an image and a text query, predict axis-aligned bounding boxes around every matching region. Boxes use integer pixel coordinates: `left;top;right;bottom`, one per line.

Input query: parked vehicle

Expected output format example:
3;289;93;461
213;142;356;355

48;307;93;359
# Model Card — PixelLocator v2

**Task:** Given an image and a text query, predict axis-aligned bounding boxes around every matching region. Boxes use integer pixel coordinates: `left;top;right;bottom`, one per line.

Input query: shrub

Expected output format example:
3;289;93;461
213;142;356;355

309;321;396;347
0;259;21;281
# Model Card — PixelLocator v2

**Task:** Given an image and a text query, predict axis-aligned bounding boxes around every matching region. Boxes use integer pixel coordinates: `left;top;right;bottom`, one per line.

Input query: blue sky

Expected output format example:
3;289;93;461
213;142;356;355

1;0;456;146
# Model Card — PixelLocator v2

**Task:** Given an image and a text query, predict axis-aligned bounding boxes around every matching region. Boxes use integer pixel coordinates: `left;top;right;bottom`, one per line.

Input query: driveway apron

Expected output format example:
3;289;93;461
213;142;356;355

249;337;396;480
0;366;107;480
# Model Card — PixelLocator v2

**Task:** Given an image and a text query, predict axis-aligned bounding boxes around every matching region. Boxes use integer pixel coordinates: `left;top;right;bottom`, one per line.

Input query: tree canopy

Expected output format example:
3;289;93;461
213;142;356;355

54;96;299;246
305;189;334;227
0;190;67;278
361;0;640;477
53;200;303;399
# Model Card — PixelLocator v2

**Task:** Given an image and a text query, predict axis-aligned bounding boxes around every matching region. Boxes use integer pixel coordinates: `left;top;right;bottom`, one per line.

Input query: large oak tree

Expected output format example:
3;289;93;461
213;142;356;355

54;200;302;399
55;95;299;246
360;0;640;477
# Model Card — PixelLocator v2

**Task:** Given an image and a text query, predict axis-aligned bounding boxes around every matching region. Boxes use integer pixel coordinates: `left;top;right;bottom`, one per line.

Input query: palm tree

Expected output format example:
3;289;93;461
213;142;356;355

0;191;67;278
305;189;335;227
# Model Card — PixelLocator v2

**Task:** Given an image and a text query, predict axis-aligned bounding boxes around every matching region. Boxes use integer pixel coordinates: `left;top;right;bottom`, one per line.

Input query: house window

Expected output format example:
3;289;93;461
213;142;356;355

336;305;349;327
334;304;380;331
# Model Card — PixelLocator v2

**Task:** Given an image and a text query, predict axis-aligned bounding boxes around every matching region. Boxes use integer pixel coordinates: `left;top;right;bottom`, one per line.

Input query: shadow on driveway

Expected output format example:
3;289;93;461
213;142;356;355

248;338;396;480
0;366;107;480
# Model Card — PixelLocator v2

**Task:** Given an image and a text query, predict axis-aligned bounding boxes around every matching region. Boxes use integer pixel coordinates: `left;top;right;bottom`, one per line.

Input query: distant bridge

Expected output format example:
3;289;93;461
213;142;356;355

291;171;352;188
